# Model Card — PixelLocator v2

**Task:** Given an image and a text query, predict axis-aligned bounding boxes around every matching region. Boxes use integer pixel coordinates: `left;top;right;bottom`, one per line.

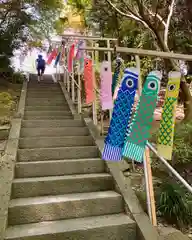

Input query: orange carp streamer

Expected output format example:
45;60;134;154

84;58;94;104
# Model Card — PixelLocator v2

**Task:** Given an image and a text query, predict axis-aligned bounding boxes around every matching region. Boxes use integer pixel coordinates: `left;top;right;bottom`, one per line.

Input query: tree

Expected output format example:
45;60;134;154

67;0;192;121
0;0;63;76
104;0;192;121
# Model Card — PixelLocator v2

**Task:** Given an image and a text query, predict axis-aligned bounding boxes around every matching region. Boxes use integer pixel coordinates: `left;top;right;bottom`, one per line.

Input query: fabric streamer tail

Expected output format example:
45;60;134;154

123;71;162;163
84;58;94;104
54;52;61;67
100;61;113;110
68;44;75;73
102;67;139;161
157;71;181;160
47;48;57;65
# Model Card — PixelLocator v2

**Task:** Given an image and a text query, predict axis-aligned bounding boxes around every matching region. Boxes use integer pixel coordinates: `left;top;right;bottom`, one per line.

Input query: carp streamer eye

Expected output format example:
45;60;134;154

168;84;176;91
148;80;157;90
126;78;134;88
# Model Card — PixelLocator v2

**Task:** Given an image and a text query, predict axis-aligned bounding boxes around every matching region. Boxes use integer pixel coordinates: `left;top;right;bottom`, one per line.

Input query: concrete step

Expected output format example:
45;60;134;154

26;99;67;106
27;89;61;92
27;94;64;99
26;96;64;101
15;158;104;178
8;191;123;225
19;136;94;148
20;127;89;137
22;119;85;128
5;214;136;240
24;110;72;117
25;101;68;106
27;90;64;98
23;115;73;120
12;173;113;198
25;105;70;111
17;146;99;162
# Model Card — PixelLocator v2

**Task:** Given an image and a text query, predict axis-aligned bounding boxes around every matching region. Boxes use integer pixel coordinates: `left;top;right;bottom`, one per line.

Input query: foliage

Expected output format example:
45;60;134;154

156;181;192;228
172;121;192;164
135;180;191;229
0;92;14;111
28;5;64;44
11;72;26;84
151;121;192;165
0;92;13;105
0;0;63;75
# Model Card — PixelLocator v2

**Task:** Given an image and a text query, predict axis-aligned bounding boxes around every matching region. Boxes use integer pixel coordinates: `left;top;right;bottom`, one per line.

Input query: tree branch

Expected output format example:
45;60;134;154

164;0;176;47
105;0;149;29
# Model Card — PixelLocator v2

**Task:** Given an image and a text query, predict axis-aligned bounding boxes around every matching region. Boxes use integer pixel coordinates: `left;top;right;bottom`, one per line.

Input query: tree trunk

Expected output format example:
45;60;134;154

180;80;192;122
155;30;192;122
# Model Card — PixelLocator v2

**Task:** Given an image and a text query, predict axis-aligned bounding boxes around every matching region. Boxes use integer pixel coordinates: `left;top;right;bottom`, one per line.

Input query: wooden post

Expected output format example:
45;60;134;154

145;147;157;226
71;59;75;102
135;55;142;96
77;63;82;114
91;41;98;126
143;151;152;222
107;40;112;120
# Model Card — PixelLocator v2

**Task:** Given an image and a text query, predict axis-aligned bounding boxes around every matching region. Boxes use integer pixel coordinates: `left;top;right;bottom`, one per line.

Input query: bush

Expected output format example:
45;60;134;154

11;71;26;84
0;92;13;107
156;181;192;228
151;121;192;165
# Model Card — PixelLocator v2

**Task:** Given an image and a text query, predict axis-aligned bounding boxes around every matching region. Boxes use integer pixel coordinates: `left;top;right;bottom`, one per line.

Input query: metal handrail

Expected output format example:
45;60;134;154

147;142;192;193
63;65;81;90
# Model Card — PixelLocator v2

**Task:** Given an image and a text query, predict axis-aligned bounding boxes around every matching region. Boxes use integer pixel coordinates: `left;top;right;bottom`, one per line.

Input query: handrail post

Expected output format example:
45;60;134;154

77;65;82;114
63;66;65;84
135;55;142;96
107;39;112;120
71;60;75;102
91;41;98;126
67;70;70;92
58;64;61;81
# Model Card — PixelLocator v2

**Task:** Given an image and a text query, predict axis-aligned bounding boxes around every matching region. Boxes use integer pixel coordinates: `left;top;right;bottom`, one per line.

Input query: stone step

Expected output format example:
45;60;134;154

26;97;65;103
24;115;73;120
5;214;136;240
26;99;67;106
24;110;72;117
12;173;113;198
27;89;61;92
19;136;94;148
22;119;85;128
27;88;61;92
15;158;104;178
8;191;123;225
20;127;89;137
25;105;70;111
27;94;64;98
17;146;99;162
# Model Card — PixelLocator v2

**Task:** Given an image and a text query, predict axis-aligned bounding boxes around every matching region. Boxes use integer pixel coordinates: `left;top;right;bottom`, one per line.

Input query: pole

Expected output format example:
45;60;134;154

71;58;75;102
135;55;142;96
80;46;192;61
145;147;157;226
91;41;98;126
77;63;82;114
107;40;113;120
143;152;152;222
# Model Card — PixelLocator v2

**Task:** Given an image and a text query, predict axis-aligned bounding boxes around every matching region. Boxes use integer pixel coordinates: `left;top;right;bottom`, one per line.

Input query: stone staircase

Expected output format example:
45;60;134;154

5;79;136;240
